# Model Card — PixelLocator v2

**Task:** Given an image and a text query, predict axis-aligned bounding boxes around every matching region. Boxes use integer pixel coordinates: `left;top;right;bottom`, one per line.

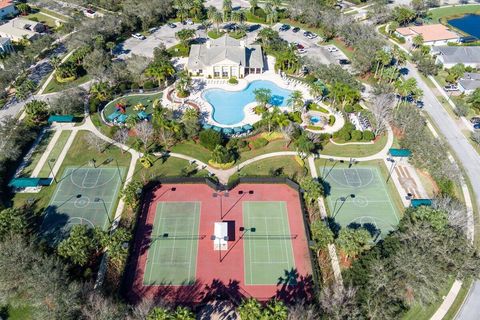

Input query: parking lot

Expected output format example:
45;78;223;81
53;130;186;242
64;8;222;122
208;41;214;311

116;21;350;70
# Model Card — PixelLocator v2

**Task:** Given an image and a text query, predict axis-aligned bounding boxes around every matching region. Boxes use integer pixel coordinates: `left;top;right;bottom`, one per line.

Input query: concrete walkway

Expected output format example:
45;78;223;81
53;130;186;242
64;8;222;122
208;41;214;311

31;129;61;177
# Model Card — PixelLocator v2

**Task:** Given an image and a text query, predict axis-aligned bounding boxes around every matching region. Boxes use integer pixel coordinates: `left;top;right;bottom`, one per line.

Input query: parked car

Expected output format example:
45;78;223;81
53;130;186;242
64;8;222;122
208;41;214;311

292;27;300;33
148;27;158;33
303;31;317;39
327;46;338;53
167;23;176;28
474;123;480;130
279;24;290;31
248;24;261;32
132;33;146;40
470;117;480;124
338;59;350;65
186;19;194;25
444;84;458;92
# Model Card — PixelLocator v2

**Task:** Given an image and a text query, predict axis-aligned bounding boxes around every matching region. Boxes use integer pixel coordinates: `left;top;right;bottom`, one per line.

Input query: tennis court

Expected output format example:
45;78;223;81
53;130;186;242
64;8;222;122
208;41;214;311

324;166;400;239
243;201;295;285
41;167;124;239
143;202;201;286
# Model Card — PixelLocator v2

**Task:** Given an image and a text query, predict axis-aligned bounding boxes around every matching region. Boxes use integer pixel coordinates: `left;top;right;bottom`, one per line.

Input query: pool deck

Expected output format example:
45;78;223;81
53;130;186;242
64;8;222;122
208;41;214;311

163;56;318;128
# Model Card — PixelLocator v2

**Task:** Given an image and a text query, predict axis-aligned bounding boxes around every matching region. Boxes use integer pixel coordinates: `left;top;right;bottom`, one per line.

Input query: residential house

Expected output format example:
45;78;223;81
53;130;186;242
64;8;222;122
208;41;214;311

458;72;480;95
0;17;45;41
431;46;480;69
395;24;460;46
187;34;265;78
0;37;13;54
0;0;17;20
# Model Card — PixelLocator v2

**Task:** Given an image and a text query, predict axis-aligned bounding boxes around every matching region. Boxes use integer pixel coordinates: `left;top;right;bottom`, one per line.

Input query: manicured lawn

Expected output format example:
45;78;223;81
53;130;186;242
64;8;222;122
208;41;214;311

171;141;212;163
245;11;267;24
238;139;293;163
429;4;480;22
207;30;226;39
21;130;54;176
238;156;308;179
3;304;33;320
43;73;91;94
132;156;210;182
38;130;72;177
167;43;189;57
35;7;70;20
25;12;58;28
322;134;388;158
103;92;162;124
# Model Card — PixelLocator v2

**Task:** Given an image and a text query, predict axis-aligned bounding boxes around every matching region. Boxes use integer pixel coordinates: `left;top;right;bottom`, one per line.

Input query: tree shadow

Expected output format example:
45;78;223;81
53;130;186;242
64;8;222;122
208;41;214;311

322;180;332;197
326;217;342;238
276;268;314;304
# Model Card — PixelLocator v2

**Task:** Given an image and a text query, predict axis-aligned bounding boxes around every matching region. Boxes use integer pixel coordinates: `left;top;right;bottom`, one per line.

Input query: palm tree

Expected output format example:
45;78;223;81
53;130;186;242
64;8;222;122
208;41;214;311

175;28;196;47
90;82;111;102
174;307;195;320
238;299;262;319
174;0;192;21
145;61;175;87
253;88;272;108
249;0;258;14
287;90;304;112
264;299;288;319
275;45;300;74
394;78;418;106
222;0;232;21
190;0;204;20
374;49;392;79
211;11;223;31
175;70;192;97
201;20;211;34
50;56;61;70
293;132;315;158
310;81;327;99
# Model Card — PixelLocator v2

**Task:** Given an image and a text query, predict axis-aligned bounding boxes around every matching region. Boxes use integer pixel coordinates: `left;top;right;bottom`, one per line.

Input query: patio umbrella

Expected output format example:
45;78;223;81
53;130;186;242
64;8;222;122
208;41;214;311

223;128;234;135
212;126;222;132
203;124;212;129
233;127;243;133
242;124;253;131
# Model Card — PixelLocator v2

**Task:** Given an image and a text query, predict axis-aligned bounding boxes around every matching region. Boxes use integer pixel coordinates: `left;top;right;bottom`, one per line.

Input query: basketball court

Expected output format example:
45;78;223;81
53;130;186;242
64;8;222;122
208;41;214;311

41;167;124;239
324;166;400;239
143;201;201;285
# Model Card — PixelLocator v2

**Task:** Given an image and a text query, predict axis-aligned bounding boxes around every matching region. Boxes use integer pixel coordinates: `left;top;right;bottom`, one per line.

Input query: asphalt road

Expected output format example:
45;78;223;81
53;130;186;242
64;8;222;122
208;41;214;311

405;62;480;320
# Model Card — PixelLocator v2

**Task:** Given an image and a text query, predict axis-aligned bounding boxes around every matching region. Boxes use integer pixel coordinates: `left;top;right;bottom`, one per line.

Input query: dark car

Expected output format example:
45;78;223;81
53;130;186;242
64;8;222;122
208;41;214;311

338;59;350;65
474;123;480;130
292;27;300;33
279;24;290;31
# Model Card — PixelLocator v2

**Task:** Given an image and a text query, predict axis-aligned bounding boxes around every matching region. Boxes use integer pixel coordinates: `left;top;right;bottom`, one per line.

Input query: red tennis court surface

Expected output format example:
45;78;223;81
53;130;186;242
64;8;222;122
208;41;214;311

125;183;314;305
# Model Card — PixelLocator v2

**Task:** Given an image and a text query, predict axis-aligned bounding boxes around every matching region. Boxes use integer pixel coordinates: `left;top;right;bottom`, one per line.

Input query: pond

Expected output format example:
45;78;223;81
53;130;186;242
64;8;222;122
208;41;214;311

448;14;480;39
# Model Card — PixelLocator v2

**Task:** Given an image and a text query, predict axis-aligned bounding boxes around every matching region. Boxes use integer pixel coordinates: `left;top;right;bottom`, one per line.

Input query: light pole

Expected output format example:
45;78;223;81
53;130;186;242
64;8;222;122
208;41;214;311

107;157;123;183
210;235;229;262
333;194;355;218
47;158;57;183
322;158;334;178
386;158;397;183
94;197;112;225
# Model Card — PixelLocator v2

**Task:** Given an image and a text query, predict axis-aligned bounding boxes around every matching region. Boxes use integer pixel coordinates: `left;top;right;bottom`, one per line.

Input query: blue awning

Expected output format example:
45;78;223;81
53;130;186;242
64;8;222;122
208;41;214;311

233;127;243;133
223;128;234;134
212;126;222;132
48;115;74;123
9;178;41;188
203;124;212;129
411;199;432;208
242;124;253;131
389;148;412;157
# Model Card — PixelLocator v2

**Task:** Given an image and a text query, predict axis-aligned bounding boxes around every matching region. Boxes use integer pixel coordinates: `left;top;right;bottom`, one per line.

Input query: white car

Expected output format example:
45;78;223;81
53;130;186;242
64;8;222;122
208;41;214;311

444;84;458;92
132;33;146;40
327;46;338;53
297;48;307;54
186;19;194;25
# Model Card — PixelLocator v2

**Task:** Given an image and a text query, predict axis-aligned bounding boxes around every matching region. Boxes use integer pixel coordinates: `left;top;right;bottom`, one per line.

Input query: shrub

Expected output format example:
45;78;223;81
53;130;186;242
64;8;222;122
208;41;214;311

289;111;303;123
228;77;238;85
254;7;266;19
199;129;223;150
437;178;455;198
89;97;101;113
328;115;336;126
227;138;248;151
351;130;363;141
131;82;140;90
363;130;375;141
210;145;234;164
251;137;268;149
344;104;354;113
143;80;156;89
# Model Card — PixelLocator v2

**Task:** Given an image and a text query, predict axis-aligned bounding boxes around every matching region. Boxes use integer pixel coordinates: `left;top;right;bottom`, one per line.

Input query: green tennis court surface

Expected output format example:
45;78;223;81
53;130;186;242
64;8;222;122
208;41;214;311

41;167;124;240
243;201;295;285
324;166;399;239
143;202;200;286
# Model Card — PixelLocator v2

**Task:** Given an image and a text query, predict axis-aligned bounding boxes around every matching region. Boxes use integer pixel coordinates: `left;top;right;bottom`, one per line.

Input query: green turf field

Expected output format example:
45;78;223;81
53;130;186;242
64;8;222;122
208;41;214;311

324;166;400;239
143;202;200;286
41;167;124;240
243;201;295;285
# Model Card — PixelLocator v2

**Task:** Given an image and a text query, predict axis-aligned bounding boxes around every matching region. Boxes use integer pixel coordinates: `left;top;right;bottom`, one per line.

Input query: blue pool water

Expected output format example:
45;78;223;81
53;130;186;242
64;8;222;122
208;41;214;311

448;14;480;39
311;116;321;124
202;80;293;125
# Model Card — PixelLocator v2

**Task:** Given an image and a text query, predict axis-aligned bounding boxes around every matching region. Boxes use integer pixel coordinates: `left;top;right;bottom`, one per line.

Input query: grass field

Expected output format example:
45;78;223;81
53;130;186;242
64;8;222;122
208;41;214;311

243;201;295;285
43;74;91;94
429;4;480;22
21;130;54;176
238;156;307;179
143;202;200;285
38;130;72;177
41;167;124;241
322;134;388;158
25;12;58;28
322;164;401;239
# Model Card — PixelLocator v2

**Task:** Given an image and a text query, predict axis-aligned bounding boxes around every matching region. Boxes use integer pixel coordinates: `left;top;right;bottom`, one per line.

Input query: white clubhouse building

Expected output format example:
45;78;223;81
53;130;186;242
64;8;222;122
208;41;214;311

187;35;265;78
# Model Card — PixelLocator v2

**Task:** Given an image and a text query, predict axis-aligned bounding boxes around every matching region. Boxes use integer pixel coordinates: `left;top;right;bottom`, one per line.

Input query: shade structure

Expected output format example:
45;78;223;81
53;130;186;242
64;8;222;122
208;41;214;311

223;128;234;135
48;115;74;123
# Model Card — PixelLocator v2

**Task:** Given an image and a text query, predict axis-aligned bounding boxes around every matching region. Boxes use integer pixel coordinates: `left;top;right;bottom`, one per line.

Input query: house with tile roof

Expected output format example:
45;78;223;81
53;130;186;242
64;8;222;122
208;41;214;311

0;0;17;20
395;24;460;46
187;35;265;78
431;46;480;69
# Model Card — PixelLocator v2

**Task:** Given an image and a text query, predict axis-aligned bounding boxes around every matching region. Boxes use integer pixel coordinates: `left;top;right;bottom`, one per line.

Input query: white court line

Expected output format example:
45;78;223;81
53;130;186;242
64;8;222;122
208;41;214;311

263;217;272;263
343;168;361;185
186;202;197;281
280;202;290;267
147;202;163;284
246;203;253;284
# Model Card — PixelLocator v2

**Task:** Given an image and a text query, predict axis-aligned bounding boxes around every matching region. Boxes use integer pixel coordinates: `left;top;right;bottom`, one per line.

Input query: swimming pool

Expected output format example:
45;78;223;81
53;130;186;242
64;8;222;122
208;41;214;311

202;80;293;125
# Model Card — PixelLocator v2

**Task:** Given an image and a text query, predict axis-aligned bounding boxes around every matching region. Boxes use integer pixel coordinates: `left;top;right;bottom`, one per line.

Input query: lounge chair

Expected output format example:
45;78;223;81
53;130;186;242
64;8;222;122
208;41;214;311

116;114;128;124
137;111;149;120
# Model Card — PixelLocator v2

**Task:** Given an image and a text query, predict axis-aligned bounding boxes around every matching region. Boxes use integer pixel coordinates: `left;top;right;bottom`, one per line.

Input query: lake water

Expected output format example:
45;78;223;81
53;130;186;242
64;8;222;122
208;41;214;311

448;14;480;39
